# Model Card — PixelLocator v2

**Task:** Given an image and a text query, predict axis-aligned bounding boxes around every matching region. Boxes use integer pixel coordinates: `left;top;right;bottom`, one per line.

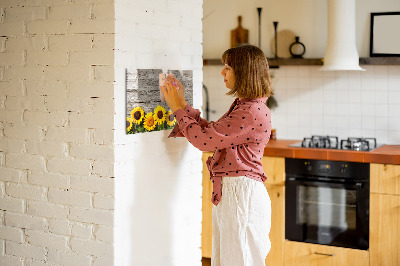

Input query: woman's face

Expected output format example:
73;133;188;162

220;64;235;89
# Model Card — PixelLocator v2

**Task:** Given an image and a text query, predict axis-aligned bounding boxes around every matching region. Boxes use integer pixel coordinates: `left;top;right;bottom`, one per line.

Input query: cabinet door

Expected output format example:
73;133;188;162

284;241;369;266
202;152;213;258
261;156;285;185
370;164;400;195
265;184;284;266
370;193;400;266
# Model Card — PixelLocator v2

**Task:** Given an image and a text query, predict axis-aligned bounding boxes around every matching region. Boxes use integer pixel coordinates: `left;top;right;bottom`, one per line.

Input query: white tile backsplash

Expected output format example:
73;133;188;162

203;64;400;145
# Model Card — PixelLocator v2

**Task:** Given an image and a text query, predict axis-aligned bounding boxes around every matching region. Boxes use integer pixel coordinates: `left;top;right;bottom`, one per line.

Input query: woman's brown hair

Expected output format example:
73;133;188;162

221;44;273;99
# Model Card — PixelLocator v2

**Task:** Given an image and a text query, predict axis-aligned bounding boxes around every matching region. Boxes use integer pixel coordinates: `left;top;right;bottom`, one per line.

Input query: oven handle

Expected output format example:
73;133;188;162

286;177;364;189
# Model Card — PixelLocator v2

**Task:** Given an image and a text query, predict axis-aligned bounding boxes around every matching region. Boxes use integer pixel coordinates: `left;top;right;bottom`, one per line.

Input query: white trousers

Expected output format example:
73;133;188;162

212;176;271;266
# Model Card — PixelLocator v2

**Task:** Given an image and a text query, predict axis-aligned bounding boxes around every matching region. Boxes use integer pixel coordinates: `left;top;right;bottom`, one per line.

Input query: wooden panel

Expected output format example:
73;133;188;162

370;193;400;266
261;156;285;185
370;163;400;195
265;185;285;266
284;241;369;266
201;152;213;258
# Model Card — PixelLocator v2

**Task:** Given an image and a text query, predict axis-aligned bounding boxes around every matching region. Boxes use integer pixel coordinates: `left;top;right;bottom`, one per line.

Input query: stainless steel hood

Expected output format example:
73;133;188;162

320;0;365;71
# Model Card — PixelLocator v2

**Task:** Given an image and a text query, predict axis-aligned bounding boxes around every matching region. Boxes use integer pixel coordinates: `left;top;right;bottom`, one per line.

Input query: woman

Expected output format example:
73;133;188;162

161;44;273;266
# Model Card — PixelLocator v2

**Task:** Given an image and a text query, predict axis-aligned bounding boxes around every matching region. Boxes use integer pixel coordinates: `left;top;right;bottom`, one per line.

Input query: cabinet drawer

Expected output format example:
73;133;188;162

262;156;285;185
284;241;369;266
370;163;400;195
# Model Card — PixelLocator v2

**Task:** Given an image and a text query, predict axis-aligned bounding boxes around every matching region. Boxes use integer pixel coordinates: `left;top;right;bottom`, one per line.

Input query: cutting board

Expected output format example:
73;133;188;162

231;16;249;48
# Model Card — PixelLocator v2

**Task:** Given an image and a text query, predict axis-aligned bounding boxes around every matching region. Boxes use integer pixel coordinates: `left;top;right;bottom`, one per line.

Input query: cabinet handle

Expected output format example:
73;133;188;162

314;252;335;257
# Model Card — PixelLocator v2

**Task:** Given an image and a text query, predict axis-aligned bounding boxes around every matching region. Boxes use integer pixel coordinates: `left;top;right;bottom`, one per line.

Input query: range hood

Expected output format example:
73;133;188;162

320;0;365;71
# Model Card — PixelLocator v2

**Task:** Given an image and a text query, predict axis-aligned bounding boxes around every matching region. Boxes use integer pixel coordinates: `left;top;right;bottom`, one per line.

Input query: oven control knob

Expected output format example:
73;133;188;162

340;164;347;174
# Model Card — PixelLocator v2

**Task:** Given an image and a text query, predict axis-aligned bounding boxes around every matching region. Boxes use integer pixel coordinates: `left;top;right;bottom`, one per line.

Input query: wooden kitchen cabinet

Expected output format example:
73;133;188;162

284;241;369;266
370;163;400;266
201;154;286;266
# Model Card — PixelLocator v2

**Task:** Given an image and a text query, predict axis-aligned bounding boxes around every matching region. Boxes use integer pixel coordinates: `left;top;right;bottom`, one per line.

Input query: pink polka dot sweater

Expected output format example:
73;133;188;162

168;97;272;206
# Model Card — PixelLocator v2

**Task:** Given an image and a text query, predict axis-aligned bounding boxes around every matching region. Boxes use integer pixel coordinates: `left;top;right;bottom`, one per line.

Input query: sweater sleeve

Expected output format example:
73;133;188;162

172;106;256;152
168;104;211;138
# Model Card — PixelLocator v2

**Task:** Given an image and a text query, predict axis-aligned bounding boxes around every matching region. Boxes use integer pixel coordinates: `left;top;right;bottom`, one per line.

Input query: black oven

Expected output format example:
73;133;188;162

285;158;369;250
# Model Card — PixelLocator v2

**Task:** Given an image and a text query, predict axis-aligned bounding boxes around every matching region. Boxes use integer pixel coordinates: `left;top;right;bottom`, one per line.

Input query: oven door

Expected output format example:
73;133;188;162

285;177;369;250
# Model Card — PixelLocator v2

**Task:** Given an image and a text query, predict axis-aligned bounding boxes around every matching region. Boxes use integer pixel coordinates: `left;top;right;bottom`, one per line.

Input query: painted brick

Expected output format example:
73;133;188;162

24;111;68;127
48;4;91;20
0;152;5;166
69;81;114;98
70;175;113;194
48;188;91;208
0;22;24;36
93;253;113;266
0;52;23;66
49;35;93;52
3;66;44;81
47;158;92;176
26;141;67;157
6;241;46;261
46;127;88;144
21;0;69;6
25;80;68;97
42;96;81;112
5;36;46;52
93;65;114;82
93;194;114;210
71;222;92;239
27;20;69;35
70;237;113;257
27;200;69;219
4;6;46;22
94;225;112;243
26;51;68;66
25;229;68;251
0;110;23;124
0;81;24;96
48;219;71;236
6;153;46;171
69;19;114;34
0;226;24;243
69;50;113;66
4;96;47;111
24;259;49;266
0;197;24;212
28;171;69;189
5;212;48;231
70;144;114;161
44;66;91;82
92;34;114;50
0;138;26;157
47;250;91;266
92;3;114;20
69;207;113;226
89;128;114;146
0;167;24;183
0;211;4;226
6;183;46;201
0;255;24;266
4;125;43;141
69;113;114;129
92;160;113;177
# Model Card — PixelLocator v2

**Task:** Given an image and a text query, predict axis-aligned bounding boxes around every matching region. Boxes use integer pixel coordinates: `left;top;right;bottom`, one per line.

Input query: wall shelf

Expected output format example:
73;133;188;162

203;57;400;67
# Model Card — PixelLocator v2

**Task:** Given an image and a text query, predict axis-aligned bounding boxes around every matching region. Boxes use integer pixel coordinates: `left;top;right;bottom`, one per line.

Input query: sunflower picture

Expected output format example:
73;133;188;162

125;68;192;135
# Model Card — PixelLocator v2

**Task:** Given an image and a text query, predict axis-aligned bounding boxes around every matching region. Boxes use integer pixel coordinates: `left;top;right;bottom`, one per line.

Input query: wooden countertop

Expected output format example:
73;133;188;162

263;139;400;165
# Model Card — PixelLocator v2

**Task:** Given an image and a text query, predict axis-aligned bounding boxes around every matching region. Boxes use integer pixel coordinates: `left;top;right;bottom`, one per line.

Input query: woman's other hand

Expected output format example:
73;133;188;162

172;77;187;108
160;77;184;113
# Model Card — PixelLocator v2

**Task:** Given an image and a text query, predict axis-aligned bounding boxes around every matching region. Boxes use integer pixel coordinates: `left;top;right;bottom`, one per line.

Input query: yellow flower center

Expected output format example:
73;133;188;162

147;117;154;126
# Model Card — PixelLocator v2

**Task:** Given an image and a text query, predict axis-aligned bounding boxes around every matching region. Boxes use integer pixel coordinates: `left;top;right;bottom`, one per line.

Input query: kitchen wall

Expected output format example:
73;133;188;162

203;0;400;144
113;0;203;265
0;0;115;265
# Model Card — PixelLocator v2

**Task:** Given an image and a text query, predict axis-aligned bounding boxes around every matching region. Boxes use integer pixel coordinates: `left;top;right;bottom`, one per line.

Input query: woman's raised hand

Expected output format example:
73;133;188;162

160;76;184;113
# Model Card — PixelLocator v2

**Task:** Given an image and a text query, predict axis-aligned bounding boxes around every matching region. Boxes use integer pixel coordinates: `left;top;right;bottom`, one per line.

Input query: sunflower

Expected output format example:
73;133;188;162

131;106;144;125
143;112;157;131
166;111;176;127
126;117;133;132
153;105;167;125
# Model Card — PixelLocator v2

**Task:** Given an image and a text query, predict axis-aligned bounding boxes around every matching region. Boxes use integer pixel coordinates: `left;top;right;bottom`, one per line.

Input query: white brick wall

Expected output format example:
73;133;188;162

0;0;115;265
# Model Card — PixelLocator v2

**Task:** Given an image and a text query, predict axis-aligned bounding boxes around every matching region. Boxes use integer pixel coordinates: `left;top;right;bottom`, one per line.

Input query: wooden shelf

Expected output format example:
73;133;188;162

203;57;400;67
